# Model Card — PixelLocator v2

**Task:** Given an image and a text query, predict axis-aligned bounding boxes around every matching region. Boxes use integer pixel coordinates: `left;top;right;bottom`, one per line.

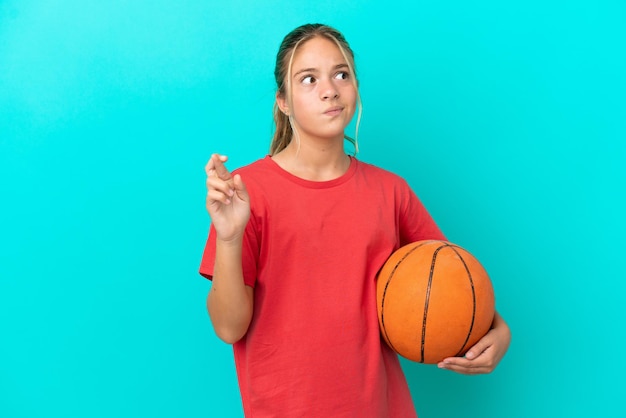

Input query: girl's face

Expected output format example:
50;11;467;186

277;36;357;146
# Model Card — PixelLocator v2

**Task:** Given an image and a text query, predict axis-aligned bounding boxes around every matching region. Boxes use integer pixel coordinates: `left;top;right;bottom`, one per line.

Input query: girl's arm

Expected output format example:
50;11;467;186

207;238;254;344
437;311;511;374
205;154;253;344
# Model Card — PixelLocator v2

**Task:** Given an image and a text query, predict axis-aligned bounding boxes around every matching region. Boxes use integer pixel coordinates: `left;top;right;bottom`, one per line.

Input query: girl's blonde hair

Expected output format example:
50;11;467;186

270;24;362;156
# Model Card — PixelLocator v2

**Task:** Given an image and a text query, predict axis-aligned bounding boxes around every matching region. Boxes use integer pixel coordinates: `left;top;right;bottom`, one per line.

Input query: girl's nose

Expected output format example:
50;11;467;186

320;79;339;100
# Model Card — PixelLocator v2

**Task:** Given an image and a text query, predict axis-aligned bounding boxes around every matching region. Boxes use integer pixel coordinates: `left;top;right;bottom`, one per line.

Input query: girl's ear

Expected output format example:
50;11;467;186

276;91;290;116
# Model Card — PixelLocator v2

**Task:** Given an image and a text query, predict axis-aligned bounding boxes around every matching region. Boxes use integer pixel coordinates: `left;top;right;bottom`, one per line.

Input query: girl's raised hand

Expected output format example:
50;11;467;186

205;154;250;242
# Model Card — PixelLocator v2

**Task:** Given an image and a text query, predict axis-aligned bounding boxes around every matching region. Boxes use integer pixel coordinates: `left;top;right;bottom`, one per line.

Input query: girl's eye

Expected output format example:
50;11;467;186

335;71;349;80
302;76;316;85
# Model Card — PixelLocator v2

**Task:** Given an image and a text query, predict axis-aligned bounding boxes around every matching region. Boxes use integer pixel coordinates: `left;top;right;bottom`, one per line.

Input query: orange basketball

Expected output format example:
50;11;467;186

376;240;495;364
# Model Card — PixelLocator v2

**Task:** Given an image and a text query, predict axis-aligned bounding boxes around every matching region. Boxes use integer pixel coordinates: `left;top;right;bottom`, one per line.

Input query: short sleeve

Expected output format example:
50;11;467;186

198;215;260;288
398;180;447;245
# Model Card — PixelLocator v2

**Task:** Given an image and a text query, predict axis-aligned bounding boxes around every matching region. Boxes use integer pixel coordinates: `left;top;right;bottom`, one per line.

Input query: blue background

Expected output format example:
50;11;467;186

1;1;624;417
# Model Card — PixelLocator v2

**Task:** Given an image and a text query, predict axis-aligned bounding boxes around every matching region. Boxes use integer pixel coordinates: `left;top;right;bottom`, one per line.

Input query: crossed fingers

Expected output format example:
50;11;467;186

206;154;235;205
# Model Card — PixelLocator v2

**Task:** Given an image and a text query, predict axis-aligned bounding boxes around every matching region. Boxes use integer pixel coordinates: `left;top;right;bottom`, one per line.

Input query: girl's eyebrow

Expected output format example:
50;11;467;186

293;67;317;78
293;63;349;78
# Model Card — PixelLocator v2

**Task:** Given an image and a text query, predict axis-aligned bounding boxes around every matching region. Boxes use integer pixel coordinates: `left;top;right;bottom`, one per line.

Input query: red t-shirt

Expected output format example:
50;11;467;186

200;156;445;417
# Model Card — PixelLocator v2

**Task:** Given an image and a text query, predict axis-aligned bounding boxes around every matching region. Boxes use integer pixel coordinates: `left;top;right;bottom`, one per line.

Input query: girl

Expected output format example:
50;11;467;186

201;23;511;417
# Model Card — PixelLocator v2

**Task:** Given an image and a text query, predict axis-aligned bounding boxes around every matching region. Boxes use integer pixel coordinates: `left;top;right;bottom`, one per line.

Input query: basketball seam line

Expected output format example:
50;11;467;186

379;240;444;363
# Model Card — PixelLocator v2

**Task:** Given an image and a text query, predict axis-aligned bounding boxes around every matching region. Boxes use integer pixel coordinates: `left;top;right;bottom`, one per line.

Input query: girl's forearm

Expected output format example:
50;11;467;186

207;238;254;343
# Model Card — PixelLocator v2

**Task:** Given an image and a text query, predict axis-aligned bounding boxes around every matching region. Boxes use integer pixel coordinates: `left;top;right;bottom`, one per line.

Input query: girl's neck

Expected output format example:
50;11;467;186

271;139;351;181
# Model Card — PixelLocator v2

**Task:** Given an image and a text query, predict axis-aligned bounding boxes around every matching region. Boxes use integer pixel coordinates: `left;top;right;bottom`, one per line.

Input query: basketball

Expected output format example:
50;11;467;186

376;240;495;364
